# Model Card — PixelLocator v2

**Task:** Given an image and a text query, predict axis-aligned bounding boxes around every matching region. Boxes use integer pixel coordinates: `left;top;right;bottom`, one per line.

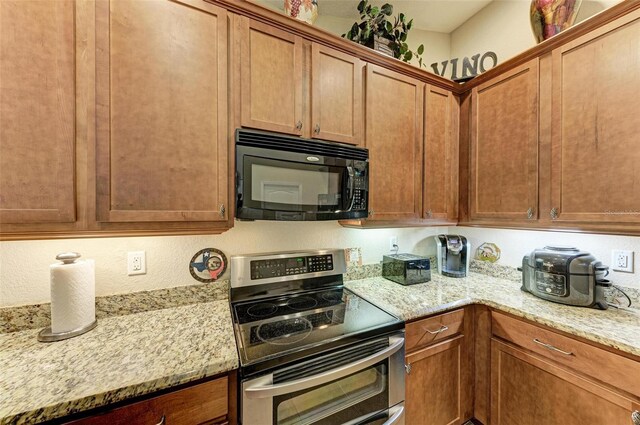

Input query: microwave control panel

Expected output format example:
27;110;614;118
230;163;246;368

352;165;368;211
250;254;334;280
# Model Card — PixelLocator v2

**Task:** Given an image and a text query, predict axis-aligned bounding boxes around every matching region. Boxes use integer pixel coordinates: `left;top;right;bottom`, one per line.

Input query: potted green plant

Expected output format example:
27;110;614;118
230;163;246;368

342;0;425;67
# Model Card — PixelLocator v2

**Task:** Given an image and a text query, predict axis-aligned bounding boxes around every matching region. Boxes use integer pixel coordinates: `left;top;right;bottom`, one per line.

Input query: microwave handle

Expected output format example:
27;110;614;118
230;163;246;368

244;336;404;399
346;166;356;210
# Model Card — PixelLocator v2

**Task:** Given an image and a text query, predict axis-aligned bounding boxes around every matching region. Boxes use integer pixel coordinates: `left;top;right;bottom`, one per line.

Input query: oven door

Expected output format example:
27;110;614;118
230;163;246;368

241;333;405;425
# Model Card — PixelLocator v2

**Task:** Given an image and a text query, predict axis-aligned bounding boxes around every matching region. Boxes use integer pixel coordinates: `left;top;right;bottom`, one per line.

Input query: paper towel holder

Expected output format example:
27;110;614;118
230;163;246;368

38;252;98;343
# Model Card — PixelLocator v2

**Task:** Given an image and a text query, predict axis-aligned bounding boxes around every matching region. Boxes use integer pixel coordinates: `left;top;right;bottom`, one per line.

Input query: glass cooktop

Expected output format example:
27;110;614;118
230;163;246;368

231;286;402;369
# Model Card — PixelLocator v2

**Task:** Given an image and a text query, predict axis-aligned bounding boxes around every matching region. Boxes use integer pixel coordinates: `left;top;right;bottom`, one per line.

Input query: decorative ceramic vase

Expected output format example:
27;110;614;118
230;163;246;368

530;0;582;43
284;0;318;25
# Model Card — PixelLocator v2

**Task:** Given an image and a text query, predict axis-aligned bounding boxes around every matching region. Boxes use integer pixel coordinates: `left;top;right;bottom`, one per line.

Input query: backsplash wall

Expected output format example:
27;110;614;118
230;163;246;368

0;222;447;307
454;227;640;289
3;222;640;308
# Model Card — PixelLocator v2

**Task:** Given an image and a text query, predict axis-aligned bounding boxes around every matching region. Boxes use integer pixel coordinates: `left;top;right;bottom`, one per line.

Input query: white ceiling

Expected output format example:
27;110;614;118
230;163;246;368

259;0;494;33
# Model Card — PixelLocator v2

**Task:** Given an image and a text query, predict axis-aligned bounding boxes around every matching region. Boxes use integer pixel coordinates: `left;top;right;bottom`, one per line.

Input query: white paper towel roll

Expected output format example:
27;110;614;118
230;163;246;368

50;259;96;334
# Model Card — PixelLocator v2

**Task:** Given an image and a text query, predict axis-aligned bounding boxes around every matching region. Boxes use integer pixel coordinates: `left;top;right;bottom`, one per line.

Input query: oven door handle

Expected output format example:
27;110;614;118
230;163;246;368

244;336;404;399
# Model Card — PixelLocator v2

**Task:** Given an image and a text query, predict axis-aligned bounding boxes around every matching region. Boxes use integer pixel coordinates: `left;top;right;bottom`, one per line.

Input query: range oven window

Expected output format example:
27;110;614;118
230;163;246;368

244;156;344;211
274;361;388;425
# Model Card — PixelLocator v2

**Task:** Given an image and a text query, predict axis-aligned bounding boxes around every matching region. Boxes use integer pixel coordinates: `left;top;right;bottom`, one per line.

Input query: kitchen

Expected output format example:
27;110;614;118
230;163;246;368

0;2;639;423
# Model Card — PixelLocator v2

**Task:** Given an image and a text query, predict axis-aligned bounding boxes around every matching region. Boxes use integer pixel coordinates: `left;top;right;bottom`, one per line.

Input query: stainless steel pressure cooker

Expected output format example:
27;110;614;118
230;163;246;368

521;246;611;309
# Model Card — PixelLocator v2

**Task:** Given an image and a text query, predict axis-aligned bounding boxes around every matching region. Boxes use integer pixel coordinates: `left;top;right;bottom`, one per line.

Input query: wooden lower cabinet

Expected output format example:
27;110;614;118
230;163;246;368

406;336;465;425
66;377;230;425
491;339;637;425
404;308;472;425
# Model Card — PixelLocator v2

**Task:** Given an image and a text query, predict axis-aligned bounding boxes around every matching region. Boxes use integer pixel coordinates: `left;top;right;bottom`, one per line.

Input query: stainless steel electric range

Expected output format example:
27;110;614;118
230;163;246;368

229;249;406;425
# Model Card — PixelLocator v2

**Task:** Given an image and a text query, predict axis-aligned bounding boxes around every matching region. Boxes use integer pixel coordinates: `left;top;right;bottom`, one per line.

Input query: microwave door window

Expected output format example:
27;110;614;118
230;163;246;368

246;158;343;212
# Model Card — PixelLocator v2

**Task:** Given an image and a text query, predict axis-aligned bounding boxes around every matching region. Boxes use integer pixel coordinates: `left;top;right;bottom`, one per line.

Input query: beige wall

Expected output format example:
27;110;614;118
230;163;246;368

0;223;447;307
3;222;639;308
450;0;621;66
454;226;640;289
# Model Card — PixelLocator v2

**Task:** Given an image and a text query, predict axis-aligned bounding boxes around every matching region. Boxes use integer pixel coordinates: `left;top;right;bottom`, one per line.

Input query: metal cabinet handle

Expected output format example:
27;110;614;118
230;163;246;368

219;204;225;218
533;338;573;356
631;410;640;425
425;209;432;218
368;210;375;217
550;208;558;220
155;415;166;425
404;363;411;375
527;207;534;219
314;124;320;134
426;325;448;335
245;336;404;398
296;120;303;130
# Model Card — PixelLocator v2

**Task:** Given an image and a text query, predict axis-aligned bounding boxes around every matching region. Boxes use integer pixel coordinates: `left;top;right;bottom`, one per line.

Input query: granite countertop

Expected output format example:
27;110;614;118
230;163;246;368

345;272;640;357
0;299;238;425
2;269;639;424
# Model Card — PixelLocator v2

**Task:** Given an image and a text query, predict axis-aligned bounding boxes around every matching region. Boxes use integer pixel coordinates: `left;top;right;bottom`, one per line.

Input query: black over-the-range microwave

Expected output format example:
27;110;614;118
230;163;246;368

235;129;369;221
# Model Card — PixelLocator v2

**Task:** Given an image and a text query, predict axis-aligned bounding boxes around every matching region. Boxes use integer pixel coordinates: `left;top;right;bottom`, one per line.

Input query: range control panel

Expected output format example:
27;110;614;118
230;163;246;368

534;271;568;297
250;254;334;280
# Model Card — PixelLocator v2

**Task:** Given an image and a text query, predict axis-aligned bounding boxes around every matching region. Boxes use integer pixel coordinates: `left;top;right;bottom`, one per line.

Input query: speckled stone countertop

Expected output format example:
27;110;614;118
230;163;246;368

2;264;639;424
0;299;238;425
345;272;640;358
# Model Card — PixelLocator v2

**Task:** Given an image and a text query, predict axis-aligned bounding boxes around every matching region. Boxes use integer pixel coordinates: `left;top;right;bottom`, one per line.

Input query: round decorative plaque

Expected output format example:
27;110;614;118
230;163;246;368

189;248;227;283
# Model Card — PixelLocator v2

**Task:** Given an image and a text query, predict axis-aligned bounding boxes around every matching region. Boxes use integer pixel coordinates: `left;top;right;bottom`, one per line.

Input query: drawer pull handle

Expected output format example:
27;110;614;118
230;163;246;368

426;325;449;335
533;338;573;356
156;415;166;425
631;410;640;425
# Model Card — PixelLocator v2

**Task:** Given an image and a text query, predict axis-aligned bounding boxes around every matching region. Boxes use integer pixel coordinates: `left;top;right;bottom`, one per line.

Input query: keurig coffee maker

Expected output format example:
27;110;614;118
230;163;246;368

433;235;470;278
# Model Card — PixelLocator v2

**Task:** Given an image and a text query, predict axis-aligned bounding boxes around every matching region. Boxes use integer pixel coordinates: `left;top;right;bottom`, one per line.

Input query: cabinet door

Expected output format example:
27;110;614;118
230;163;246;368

365;65;423;221
240;19;303;136
311;44;362;145
470;59;539;221
405;336;465;425
0;0;76;224
550;10;640;225
95;0;228;222
424;85;458;222
491;339;636;425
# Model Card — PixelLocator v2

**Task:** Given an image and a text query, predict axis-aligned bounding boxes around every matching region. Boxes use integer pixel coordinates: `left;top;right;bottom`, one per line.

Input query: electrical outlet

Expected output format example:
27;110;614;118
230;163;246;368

127;251;146;276
389;236;398;252
612;250;633;273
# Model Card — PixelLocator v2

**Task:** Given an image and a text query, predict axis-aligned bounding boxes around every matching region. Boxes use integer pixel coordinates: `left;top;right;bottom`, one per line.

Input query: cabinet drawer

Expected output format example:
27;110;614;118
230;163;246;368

492;311;640;397
406;308;464;352
67;377;228;425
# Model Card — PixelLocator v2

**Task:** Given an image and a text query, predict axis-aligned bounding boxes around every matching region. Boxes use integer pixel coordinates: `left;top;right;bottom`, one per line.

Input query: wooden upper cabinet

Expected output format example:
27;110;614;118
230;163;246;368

0;0;76;224
311;44;363;145
470;59;539;221
95;0;228;223
550;9;640;225
240;19;303;136
365;65;424;221
424;85;458;222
